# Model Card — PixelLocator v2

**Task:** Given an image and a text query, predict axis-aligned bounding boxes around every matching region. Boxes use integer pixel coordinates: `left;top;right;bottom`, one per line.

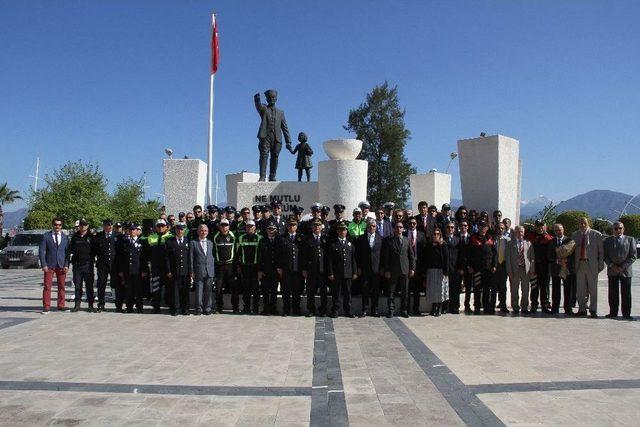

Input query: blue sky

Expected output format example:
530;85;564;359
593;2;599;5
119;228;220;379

2;0;639;211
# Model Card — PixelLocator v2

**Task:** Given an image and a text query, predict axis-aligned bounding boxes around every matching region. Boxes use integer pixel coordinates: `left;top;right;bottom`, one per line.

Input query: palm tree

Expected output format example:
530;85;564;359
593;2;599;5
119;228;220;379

0;183;22;233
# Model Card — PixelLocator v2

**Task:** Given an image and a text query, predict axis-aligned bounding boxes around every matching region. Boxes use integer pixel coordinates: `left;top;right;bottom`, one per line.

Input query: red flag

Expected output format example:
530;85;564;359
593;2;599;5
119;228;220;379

211;14;219;74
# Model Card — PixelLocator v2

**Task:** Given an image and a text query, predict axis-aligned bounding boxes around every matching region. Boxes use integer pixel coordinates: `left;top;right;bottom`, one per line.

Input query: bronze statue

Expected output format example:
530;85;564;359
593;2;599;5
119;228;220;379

289;132;313;182
254;89;292;181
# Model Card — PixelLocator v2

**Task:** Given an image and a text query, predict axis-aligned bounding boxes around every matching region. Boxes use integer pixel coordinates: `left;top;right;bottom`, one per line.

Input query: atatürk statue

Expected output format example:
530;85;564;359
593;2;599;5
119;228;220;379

254;89;292;181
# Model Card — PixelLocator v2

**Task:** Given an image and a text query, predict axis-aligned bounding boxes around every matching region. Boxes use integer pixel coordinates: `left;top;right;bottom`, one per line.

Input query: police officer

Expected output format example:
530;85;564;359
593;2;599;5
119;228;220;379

93;219;117;312
68;218;95;312
224;206;238;232
277;218;305;316
302;219;329;317
348;208;367;241
328;205;346;241
252;205;263;223
258;205;274;235
301;203;323;236
290;206;305;227
189;205;206;237
327;221;357;317
258;223;280;315
146;219;173;313
320;206;331;231
116;223;147;313
358;201;372;219
237;219;262;314
271;201;287;234
213;218;236;313
235;207;252;238
165;222;191;315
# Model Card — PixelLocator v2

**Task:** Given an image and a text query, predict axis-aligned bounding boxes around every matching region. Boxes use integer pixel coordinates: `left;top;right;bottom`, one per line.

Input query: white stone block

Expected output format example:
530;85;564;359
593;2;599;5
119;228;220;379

225;171;260;209
410;172;451;209
457;134;522;224
318;159;368;216
163;159;207;216
235;181;319;214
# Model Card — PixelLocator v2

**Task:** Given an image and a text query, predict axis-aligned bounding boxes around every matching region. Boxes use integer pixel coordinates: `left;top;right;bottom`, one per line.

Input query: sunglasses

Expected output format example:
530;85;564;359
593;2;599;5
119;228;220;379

54;223;62;227
446;225;455;228
614;227;623;230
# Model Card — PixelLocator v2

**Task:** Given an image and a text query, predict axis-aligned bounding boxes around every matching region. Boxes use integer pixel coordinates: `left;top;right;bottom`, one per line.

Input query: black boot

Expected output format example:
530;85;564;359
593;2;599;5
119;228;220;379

434;303;441;317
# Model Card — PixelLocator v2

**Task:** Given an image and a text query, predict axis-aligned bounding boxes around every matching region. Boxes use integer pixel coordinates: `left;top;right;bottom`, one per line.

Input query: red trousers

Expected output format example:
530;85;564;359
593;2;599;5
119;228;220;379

43;268;67;310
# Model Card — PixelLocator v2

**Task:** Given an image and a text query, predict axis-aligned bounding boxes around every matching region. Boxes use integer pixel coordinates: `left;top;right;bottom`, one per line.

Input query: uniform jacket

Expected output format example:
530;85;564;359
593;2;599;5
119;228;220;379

469;234;497;272
277;232;305;272
189;237;215;279
303;234;329;274
116;236;146;275
213;232;236;265
237;232;262;266
327;238;357;279
505;238;535;276
383;235;416;276
258;236;279;274
443;234;461;275
165;236;191;276
356;231;384;275
93;230;117;270
39;230;69;269
603;235;636;277
254;96;291;144
66;232;94;266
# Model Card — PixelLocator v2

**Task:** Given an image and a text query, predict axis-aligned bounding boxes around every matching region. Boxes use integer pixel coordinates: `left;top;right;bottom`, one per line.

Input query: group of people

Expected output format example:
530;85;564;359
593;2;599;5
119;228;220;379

38;200;636;320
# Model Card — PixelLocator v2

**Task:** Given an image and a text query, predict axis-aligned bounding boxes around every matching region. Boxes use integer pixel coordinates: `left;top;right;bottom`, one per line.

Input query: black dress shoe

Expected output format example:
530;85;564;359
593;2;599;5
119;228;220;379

622;315;635;321
605;313;617;319
171;311;178;316
370;311;380;317
329;312;337;318
499;308;509;314
137;308;144;314
464;307;472;314
152;307;161;314
305;312;314;318
345;313;355;318
71;305;80;313
400;311;409;318
96;304;104;313
589;312;598;318
87;305;96;313
181;310;189;316
360;311;367;318
575;311;587;317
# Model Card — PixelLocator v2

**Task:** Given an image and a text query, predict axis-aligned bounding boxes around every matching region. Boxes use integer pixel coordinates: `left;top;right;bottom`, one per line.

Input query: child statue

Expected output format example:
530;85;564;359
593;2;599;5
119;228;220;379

289;132;314;182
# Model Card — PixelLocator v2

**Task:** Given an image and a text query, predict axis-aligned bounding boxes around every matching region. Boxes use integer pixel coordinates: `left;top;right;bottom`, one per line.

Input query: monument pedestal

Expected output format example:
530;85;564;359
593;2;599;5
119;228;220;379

234;181;319;214
163;159;207;216
318;159;367;216
410;171;451;209
457;134;522;223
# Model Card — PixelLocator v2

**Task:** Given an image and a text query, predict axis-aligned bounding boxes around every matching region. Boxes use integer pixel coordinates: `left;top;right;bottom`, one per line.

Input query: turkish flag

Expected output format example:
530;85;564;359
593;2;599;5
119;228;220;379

211;14;219;74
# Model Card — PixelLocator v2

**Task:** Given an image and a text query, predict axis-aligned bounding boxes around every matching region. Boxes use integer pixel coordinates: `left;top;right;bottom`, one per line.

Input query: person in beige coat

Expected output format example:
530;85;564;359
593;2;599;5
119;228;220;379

506;226;536;314
571;217;604;317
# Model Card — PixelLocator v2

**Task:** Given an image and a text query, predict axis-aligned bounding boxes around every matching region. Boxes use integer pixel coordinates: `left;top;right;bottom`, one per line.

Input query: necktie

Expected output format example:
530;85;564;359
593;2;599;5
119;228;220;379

580;233;586;259
201;240;206;254
178;238;182;245
54;233;59;246
316;236;320;245
290;234;295;241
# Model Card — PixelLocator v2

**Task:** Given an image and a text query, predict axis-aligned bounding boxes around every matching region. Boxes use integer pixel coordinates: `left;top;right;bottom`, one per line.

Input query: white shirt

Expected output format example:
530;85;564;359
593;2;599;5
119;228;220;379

54;232;60;246
200;239;207;254
368;232;375;248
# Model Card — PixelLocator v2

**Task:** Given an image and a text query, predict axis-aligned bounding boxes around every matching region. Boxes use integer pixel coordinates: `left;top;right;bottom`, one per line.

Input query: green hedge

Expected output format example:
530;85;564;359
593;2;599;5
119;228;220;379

555;211;590;236
620;214;640;237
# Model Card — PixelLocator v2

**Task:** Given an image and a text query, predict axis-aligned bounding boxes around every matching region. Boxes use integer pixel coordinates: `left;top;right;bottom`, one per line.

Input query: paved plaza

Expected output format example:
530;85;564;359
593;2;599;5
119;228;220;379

0;268;638;426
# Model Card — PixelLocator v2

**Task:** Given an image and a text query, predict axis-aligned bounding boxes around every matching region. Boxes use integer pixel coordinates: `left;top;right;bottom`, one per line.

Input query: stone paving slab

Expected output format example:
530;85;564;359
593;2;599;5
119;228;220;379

0;268;639;426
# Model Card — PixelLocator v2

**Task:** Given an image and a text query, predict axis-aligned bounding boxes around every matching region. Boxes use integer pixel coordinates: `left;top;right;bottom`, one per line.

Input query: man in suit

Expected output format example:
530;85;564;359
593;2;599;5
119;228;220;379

258;224;280;315
356;218;384;316
188;223;215;316
571;217;604;317
383;221;416;318
375;207;392;238
327;222;357;317
436;204;455;232
93;219;117;312
603;221;636;319
506;225;535;314
39;217;69;313
277;218;305;316
456;221;478;313
404;217;426;315
271;201;287;235
548;223;575;314
302;219;329;317
254;89;293;181
443;221;461;314
526;220;554;313
414;201;429;234
493;222;511;313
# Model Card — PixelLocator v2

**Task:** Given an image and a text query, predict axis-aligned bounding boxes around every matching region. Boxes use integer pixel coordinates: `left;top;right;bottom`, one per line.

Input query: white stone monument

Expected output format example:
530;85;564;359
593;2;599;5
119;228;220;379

163;158;207;216
226;171;259;209
457;134;522;223
234;181;319;214
318;139;368;216
410;171;451;209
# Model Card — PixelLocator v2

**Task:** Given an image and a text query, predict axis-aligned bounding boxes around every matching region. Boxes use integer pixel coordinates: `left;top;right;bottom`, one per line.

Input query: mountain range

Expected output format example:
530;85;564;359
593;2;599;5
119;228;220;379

449;190;637;221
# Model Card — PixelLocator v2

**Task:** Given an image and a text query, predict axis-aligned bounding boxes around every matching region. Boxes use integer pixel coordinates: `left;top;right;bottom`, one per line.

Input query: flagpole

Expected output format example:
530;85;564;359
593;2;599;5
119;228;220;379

207;71;214;205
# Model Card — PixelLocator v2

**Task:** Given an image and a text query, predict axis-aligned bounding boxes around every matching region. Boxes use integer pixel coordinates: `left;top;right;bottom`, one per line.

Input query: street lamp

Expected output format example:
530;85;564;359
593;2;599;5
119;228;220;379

445;152;458;173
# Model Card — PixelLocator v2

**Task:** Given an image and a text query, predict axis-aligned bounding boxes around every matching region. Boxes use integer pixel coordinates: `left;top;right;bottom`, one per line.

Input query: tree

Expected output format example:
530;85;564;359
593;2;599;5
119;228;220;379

344;81;416;208
555;210;590;236
0;183;22;233
592;218;613;236
24;161;111;230
619;214;640;237
110;178;162;223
